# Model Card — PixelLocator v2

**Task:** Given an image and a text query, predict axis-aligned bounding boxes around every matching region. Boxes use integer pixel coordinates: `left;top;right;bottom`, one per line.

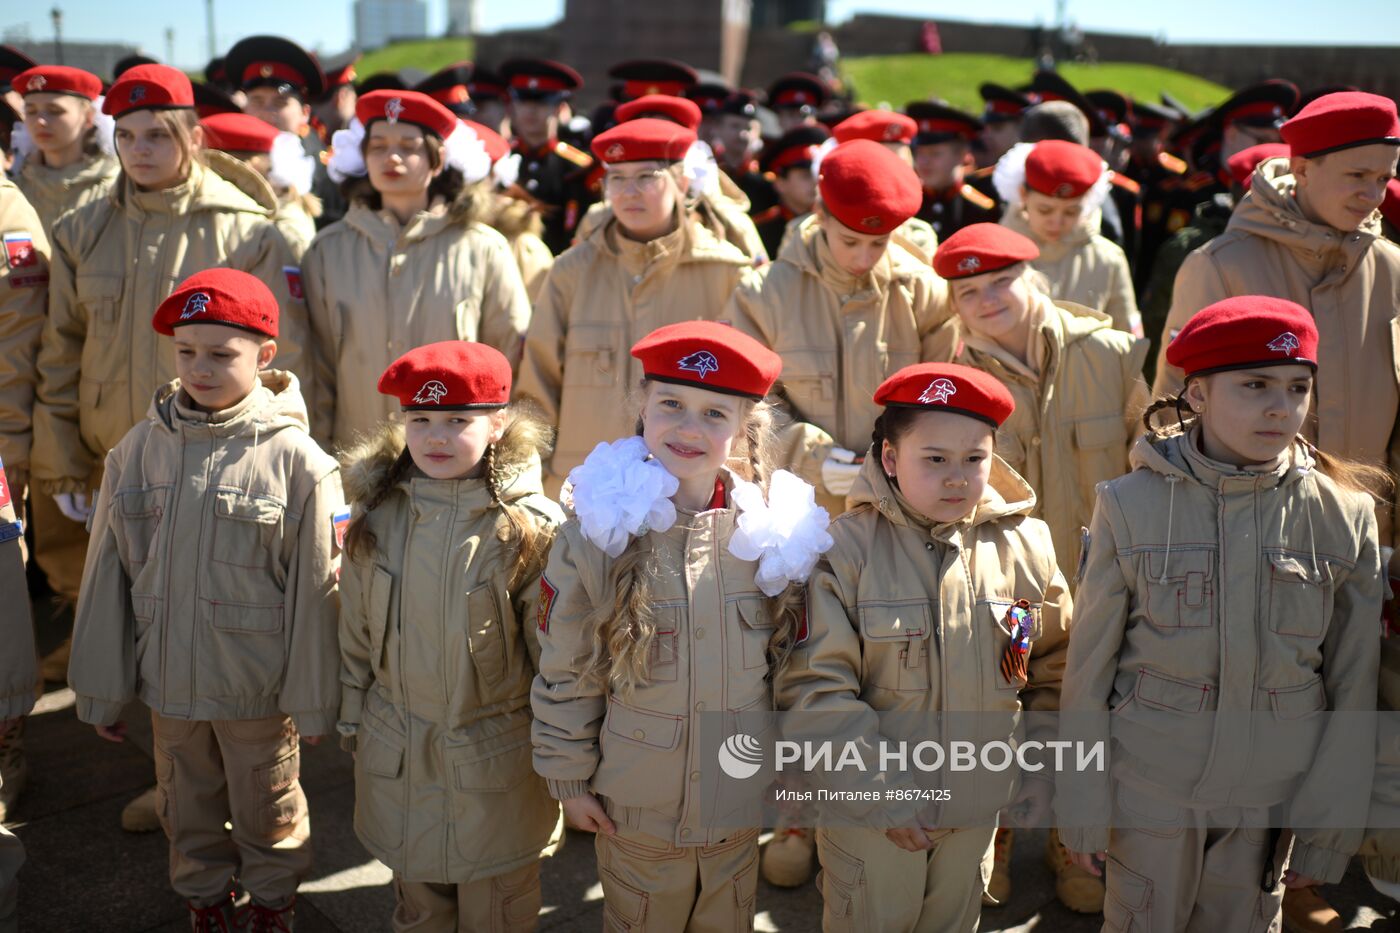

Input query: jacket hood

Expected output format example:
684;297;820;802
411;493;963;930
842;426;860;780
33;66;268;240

1129;425;1314;492
20;150;118;199
1230;157;1384;254
149;370;310;438
486;194;544;240
115;149;276;216
582;202;750;268
1001;201;1102;260
339;410;550;508
847;443;1037;531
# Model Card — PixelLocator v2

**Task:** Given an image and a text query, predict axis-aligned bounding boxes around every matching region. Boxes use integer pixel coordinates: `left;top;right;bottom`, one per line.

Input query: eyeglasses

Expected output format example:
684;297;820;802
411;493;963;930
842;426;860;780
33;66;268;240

603;169;668;195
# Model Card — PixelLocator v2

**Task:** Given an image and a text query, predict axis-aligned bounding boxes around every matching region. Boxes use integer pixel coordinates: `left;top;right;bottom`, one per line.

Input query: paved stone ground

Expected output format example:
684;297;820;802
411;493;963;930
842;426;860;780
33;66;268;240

7;591;1397;931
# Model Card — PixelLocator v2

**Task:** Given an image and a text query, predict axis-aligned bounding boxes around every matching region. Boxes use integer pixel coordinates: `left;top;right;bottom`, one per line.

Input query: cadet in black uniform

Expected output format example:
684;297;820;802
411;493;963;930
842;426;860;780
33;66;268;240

905;102;999;240
766;72;830;133
499;58;595;254
750;125;828;258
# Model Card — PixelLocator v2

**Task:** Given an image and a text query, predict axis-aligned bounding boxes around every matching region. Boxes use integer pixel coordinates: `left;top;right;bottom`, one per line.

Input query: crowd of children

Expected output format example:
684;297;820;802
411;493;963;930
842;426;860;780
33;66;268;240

0;37;1398;933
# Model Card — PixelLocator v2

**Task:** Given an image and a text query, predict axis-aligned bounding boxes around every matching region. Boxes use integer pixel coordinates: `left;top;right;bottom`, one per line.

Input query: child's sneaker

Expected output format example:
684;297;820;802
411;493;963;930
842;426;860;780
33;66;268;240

982;826;1013;906
237;897;295;933
1045;827;1105;913
121;785;162;832
188;894;236;932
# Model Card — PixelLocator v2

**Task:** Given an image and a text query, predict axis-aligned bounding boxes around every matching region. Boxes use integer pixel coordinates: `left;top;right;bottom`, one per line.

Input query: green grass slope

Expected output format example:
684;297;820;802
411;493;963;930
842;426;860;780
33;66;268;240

356;38;475;78
842;52;1230;113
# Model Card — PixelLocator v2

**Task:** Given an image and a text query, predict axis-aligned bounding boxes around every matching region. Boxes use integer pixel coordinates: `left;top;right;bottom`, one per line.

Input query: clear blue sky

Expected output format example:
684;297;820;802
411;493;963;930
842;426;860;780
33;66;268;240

2;0;1396;69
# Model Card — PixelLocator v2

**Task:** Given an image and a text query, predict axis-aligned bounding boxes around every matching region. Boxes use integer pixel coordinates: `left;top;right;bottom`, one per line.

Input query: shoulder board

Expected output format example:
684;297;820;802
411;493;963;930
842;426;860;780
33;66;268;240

1158;151;1187;175
968;165;995;180
751;205;785;224
1109;173;1140;195
1184;172;1216;192
554;141;592;167
959;184;996;210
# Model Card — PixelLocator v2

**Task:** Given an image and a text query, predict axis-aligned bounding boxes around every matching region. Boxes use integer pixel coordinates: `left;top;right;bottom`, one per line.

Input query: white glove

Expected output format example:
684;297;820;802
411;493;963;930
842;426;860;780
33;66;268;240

820;447;862;497
54;491;92;524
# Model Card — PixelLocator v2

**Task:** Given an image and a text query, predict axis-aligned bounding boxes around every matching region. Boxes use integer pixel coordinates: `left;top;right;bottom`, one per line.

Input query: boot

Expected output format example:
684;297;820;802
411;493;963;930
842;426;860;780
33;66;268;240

188;894;237;933
982;827;1013;906
0;719;27;823
1045;827;1105;913
1281;886;1344;932
39;637;71;684
238;896;295;933
121;785;162;833
761;822;815;888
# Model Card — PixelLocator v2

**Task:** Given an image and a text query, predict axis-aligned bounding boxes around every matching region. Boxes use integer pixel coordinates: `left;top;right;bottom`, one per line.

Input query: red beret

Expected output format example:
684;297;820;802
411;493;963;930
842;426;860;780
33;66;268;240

463;119;509;164
874;363;1015;428
818;139;922;235
1381;178;1400;230
933;223;1039;280
833;110;916;146
1024;140;1104;198
356;90;457;140
1226;143;1290;189
378;341;512;410
152;268;279;338
591;117;695;164
631;321;781;400
1165;296;1319;378
615;94;702;131
1281;91;1400;158
103;64;194;117
200;113;279;154
13;66;102;100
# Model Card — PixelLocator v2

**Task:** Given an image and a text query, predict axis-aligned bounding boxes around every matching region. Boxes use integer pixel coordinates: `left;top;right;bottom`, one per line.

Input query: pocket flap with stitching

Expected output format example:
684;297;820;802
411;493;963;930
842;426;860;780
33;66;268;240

449;723;534;791
1136;668;1213;712
210;601;283;634
360;733;404;779
1144;547;1215;583
734;596;773;630
984;599;1043;638
1074;414;1125;450
1270;677;1327;719
1105;855;1152;910
604;699;683;750
858;601;932;641
215;492;286;523
1268;551;1332;584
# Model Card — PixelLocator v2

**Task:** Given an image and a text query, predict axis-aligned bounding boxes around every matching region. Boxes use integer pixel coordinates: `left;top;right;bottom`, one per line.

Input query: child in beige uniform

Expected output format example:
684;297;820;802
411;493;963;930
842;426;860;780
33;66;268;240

338;341;564;932
69;269;343;931
531;321;831;932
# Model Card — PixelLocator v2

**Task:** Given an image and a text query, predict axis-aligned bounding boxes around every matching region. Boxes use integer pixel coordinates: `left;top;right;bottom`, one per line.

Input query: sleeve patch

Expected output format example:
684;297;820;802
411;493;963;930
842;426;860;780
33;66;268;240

4;233;38;269
0;457;11;511
794;597;809;646
283;265;304;301
538;574;558;633
332;507;351;553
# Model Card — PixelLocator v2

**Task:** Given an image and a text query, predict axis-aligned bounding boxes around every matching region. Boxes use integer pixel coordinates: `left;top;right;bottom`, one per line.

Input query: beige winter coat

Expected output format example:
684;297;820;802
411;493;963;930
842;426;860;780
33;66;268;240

1002;207;1140;337
1056;429;1382;884
302;201;532;450
15;150;119;233
775;453;1071;826
69;372;343;736
953;293;1148;581
338;422;563;883
726;214;953;512
1153;158;1400;545
514;212;756;490
31;151;310;493
531;469;778;846
0;180;49;489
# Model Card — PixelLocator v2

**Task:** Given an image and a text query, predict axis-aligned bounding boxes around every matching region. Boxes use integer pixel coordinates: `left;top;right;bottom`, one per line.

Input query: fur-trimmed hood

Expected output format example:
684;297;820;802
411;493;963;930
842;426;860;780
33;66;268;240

339;410;553;508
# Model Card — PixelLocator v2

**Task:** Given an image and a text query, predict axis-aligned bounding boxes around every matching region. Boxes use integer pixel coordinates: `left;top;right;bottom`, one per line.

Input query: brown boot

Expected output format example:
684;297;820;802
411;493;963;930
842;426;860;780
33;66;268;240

121;785;162;833
982;827;1014;906
187;894;236;932
0;719;27;823
238;896;295;933
761;822;815;888
1045;827;1105;913
1281;886;1344;933
39;637;71;684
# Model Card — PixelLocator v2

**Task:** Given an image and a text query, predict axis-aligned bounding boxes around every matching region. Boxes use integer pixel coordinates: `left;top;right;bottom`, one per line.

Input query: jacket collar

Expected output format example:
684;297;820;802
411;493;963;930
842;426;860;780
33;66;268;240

20;151;117;197
117;150;275;219
1000;202;1099;261
784;214;902;300
1130;426;1311;493
152;370;308;440
847;446;1037;541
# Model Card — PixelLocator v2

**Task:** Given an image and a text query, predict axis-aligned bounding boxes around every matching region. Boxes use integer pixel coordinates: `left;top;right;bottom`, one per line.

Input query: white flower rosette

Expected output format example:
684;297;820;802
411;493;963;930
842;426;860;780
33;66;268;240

993;140;1112;221
566;436;679;558
727;469;834;596
326;118;366;183
443;119;491;184
682;139;721;199
269;130;316;194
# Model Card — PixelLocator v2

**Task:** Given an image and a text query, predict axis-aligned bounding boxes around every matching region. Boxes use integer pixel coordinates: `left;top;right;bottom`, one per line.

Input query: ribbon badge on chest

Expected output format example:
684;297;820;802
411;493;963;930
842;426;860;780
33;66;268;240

999;599;1034;686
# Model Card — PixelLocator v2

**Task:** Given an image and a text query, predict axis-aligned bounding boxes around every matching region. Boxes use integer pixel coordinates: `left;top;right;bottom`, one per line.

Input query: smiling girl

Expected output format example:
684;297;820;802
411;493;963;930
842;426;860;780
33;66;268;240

338;340;563;932
994;139;1140;337
1057;297;1384;933
532;321;830;932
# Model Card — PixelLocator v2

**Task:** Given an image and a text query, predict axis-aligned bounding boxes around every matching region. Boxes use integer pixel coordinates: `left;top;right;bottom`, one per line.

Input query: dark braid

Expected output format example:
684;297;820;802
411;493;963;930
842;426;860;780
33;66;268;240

1141;393;1196;438
343;448;414;562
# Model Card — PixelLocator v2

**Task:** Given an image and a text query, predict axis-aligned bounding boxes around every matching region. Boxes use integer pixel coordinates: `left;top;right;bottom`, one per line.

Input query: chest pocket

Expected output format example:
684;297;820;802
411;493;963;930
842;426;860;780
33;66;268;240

466;584;509;694
1140;548;1215;629
117;487;169;576
212;491;286;571
1266;551;1335;639
777;348;838;427
367;565;394;673
76;273;123;339
563;324;621;388
731;596;773;670
859;600;934;692
648;600;686;684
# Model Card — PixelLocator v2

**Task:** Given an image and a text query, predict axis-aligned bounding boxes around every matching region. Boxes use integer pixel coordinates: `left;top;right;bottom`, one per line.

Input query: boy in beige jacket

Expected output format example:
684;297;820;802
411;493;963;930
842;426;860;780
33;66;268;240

69;269;343;931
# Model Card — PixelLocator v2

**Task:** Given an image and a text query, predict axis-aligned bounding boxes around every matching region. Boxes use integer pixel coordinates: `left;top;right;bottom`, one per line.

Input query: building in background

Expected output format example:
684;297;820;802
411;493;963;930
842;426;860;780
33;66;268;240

354;0;429;50
446;0;481;38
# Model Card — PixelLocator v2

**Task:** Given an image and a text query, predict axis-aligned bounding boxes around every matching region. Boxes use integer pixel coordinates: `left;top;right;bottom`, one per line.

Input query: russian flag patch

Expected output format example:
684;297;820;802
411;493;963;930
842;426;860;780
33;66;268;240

4;232;37;269
284;265;304;301
538;575;558;633
332;507;351;552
